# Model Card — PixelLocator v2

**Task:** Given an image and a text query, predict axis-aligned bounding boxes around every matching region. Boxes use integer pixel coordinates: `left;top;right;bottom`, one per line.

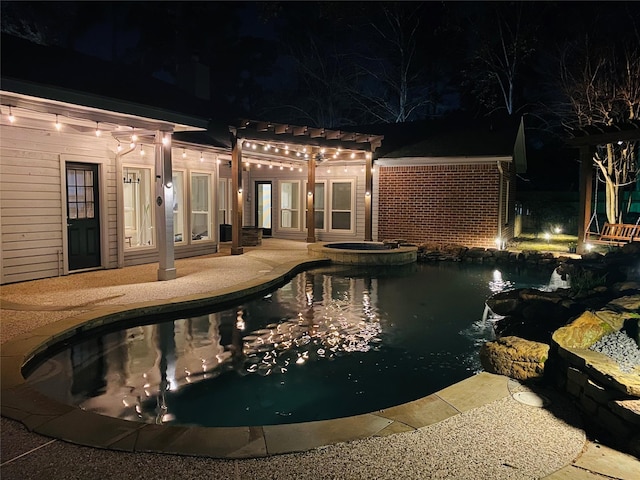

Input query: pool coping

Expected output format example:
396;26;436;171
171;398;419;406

1;257;511;459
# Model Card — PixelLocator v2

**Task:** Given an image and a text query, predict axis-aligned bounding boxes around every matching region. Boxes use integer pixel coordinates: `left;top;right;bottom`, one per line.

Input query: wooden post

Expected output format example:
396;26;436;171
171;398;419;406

230;132;244;255
306;153;316;243
364;152;373;241
155;131;176;280
577;145;593;254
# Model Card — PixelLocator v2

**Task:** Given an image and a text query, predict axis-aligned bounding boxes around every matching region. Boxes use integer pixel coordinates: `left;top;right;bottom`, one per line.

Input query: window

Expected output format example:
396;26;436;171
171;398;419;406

173;171;185;243
314;183;326;229
218;179;228;224
280;181;300;229
123;166;154;248
305;182;326;230
191;172;211;241
330;181;353;231
505;180;511;224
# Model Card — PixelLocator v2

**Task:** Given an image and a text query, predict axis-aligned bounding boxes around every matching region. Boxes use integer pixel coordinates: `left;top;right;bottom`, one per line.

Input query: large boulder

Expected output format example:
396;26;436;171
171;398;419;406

552;311;615;349
479;336;550;381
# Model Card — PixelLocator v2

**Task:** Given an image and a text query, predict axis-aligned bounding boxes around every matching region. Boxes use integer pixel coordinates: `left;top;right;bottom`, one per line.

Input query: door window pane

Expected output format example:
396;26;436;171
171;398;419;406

191;172;211;241
123;167;154;248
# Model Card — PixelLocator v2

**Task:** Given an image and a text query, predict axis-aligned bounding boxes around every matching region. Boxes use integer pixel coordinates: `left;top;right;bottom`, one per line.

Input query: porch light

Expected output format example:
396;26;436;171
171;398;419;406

8;106;15;123
280;165;284;170
238;187;243;194
130;141;136;148
365;191;371;196
161;135;169;146
165;180;173;188
200;152;204;162
269;162;273;169
116;141;122;152
290;165;294;171
299;166;303;172
296;152;301;157
131;132;138;142
274;147;279;153
54;114;61;131
140;145;145;156
216;158;221;164
350;152;355;159
95;122;101;137
251;143;257;150
257;163;262;168
243;141;250;148
182;149;187;158
308;191;313;197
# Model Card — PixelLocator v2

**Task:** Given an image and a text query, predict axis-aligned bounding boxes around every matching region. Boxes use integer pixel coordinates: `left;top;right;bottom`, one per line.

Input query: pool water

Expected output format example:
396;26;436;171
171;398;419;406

25;262;556;427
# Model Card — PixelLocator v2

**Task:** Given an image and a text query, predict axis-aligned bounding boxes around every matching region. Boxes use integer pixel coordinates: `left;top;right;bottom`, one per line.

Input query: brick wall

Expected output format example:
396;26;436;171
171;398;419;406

378;162;515;248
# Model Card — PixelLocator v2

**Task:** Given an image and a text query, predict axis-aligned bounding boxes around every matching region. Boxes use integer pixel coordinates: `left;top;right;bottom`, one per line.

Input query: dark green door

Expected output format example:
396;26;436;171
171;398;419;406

66;163;101;270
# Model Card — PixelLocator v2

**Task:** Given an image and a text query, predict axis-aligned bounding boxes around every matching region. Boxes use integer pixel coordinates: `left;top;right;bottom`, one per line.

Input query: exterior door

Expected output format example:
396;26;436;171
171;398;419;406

66;162;101;270
255;181;272;236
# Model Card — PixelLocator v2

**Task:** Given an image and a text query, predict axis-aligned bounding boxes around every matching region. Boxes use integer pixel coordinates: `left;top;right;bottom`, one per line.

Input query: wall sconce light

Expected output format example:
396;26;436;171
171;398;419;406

308;191;313;197
238;187;243;194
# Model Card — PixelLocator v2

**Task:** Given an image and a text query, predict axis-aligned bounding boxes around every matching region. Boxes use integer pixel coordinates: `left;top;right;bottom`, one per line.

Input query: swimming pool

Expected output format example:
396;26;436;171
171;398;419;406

25;262;556;428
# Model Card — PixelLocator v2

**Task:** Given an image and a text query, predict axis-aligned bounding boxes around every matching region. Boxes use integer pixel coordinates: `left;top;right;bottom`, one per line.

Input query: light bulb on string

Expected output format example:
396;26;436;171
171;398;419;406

54;114;61;131
200;152;204;162
182;149;187;158
279;165;284;170
298;166;303;172
290;165;294;171
8;106;15;123
116;140;122;152
95;122;101;137
140;145;145;156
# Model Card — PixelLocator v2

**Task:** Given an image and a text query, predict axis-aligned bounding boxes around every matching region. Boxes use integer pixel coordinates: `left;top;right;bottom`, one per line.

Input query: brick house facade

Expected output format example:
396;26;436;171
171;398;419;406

373;118;526;249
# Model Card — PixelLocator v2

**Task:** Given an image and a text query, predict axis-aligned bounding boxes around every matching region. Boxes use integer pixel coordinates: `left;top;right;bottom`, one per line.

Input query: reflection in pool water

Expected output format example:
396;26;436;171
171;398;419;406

26;262;558;427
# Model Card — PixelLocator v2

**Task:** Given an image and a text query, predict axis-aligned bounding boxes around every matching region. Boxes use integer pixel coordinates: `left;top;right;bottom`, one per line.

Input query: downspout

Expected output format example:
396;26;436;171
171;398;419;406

116;143;137;268
497;160;504;249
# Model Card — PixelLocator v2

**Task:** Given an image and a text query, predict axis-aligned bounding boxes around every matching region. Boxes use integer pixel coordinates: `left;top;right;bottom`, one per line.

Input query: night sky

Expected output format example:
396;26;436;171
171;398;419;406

2;1;639;190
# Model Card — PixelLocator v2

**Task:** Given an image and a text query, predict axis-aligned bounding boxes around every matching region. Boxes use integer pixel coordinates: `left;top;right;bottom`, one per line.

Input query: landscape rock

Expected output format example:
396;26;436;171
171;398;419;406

479;336;549;381
552;311;615;349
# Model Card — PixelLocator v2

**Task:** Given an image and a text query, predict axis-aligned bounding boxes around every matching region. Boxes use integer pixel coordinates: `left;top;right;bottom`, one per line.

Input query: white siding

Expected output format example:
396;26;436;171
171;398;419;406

246;161;368;242
1;122;116;284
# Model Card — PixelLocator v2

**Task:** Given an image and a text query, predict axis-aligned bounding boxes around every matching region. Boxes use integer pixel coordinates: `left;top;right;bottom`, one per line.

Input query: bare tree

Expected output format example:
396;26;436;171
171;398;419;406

349;3;435;123
461;2;537;116
558;38;640;223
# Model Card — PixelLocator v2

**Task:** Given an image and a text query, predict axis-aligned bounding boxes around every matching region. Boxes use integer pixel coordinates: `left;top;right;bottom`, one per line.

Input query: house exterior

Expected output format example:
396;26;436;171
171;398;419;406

372;118;527;249
0;35;381;285
1;35;526;285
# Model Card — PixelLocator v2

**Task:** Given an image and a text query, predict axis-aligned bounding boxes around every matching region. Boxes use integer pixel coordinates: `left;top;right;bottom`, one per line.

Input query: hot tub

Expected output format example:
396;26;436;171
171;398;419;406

308;241;417;265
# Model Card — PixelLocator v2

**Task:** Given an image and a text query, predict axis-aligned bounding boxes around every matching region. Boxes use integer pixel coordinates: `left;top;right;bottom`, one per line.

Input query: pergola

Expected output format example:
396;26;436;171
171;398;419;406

566;120;640;253
227;119;384;254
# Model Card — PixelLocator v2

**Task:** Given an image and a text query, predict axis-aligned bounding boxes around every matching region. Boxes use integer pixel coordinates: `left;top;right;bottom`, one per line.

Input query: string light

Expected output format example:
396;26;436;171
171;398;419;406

182;149;186;158
200;152;204;162
140;145;145;156
54;114;61;131
116;140;122;152
8;106;15;123
350;152;355;159
95;122;101;137
131;129;138;142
